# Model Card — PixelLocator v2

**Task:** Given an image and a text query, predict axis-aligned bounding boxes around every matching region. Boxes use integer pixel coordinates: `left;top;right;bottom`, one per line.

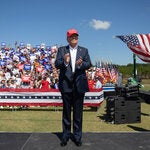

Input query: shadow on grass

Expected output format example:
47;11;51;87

97;113;109;122
141;112;150;116
0;106;98;112
127;125;150;132
0;107;63;112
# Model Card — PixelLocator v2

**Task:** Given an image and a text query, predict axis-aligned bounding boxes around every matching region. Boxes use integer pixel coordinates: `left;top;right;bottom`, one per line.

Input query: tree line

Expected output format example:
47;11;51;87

117;63;150;79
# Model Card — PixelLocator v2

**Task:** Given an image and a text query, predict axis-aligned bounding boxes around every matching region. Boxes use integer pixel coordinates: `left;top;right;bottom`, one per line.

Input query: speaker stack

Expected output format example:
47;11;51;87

105;85;141;124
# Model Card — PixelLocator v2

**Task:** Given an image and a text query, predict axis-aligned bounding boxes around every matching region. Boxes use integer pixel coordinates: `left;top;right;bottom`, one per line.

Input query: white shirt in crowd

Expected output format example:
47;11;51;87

95;79;102;89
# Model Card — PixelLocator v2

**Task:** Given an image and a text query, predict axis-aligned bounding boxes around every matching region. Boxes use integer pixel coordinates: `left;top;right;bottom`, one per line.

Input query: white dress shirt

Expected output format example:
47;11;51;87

69;45;77;73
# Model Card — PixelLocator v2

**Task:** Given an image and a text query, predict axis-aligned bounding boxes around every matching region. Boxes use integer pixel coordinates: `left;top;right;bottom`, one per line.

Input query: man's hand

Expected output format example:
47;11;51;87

64;53;70;64
76;57;83;66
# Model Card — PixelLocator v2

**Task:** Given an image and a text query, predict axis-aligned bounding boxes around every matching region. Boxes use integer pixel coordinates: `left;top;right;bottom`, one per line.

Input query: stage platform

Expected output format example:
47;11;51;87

0;132;150;150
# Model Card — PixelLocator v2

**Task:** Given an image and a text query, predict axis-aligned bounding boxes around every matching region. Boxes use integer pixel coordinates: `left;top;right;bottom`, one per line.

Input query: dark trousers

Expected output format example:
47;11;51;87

61;90;84;141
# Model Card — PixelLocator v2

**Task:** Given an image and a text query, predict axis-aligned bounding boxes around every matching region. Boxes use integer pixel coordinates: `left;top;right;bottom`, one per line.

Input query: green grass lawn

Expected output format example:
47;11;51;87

0;79;149;132
0;100;149;132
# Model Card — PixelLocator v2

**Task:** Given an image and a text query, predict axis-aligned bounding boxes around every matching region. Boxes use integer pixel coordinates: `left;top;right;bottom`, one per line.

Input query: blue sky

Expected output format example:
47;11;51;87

0;0;150;65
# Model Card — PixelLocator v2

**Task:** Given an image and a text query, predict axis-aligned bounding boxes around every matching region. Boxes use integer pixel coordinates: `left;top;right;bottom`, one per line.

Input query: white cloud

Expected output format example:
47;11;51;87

89;19;111;30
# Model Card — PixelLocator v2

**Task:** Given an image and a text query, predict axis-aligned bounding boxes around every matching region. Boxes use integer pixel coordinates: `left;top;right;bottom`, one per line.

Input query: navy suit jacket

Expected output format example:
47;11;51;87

55;45;92;93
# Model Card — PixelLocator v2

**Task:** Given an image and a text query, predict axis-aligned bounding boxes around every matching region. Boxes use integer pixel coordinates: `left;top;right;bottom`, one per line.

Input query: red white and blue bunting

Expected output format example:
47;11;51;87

0;88;104;107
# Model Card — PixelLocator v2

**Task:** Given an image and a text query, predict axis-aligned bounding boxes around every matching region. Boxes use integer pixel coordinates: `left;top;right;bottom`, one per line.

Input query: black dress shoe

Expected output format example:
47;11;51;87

74;140;82;147
60;140;67;146
60;137;69;147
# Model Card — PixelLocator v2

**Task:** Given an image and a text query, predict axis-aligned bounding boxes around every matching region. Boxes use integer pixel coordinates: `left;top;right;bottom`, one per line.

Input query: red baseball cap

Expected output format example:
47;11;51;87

67;28;79;37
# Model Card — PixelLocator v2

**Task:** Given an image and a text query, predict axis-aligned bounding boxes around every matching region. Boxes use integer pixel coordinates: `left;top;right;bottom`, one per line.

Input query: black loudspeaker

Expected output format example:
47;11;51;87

106;96;140;110
105;95;141;124
114;110;141;124
115;85;139;98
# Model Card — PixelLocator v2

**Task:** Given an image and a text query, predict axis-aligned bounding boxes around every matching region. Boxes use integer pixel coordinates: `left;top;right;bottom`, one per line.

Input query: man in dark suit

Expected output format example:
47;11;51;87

55;28;92;146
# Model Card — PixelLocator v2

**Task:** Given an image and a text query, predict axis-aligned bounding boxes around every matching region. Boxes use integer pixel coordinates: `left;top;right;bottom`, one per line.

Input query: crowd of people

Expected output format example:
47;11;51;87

0;43;59;89
0;43;119;90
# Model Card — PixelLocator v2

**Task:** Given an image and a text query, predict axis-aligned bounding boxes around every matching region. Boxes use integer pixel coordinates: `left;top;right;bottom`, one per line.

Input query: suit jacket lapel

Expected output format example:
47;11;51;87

75;46;82;70
65;45;70;54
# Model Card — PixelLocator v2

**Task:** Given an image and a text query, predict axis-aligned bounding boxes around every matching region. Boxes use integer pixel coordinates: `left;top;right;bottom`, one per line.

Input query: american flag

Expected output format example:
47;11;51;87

110;65;118;83
116;34;150;63
107;63;118;83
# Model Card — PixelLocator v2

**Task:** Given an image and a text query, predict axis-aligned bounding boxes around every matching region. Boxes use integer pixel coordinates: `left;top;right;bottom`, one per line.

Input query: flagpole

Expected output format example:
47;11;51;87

133;53;137;80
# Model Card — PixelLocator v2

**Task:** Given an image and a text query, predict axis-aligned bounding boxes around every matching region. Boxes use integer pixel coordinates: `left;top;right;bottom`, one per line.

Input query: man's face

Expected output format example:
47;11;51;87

67;34;78;47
